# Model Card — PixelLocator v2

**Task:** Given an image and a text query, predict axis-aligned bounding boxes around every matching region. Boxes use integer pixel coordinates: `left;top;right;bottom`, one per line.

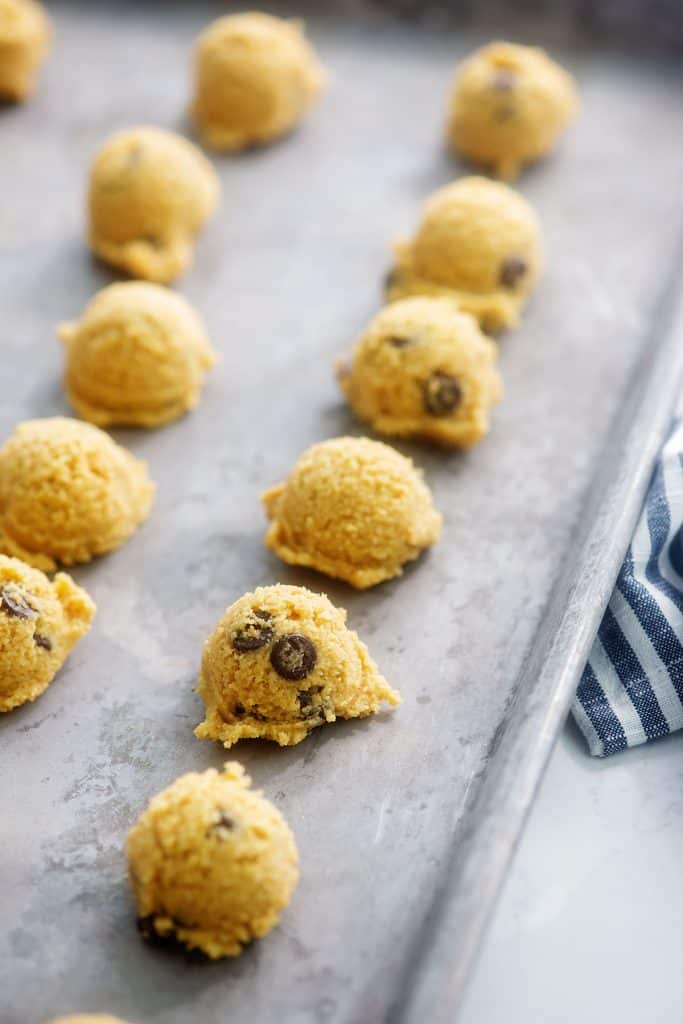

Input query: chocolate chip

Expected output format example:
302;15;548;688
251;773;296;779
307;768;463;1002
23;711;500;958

422;372;463;417
34;633;52;651
270;634;317;681
387;336;414;349
136;916;210;963
234;702;246;717
210;810;237;836
491;68;517;92
231;610;275;653
233;702;267;721
0;587;38;620
499;256;528;288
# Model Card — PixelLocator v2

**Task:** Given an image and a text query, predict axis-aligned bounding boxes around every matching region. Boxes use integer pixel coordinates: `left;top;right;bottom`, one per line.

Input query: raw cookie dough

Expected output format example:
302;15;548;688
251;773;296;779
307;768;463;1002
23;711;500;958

196;584;401;747
337;296;503;447
88;127;220;284
127;763;299;959
446;41;578;181
192;12;326;151
0;555;95;712
262;436;442;588
47;1017;131;1024
0;0;50;102
0;417;154;571
385;176;542;332
58;282;218;428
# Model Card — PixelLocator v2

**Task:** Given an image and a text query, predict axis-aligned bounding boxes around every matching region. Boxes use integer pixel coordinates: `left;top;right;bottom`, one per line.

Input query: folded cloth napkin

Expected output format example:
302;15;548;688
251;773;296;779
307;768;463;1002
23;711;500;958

573;418;683;756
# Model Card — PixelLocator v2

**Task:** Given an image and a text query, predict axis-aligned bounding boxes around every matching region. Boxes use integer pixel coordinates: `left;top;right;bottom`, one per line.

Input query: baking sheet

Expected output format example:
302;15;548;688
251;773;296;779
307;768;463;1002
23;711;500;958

1;4;683;1023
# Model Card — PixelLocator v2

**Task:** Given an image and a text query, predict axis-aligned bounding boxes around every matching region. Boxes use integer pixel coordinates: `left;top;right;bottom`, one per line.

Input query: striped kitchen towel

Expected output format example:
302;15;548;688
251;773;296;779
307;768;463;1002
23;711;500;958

572;418;683;756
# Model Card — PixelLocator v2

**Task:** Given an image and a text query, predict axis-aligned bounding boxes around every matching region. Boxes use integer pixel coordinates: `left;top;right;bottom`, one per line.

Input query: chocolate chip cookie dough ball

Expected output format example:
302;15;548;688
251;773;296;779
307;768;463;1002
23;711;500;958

386;176;542;332
88;127;220;284
0;555;95;712
127;763;298;959
196;584;400;748
58;283;218;429
337;297;503;447
447;42;578;181
262;437;442;589
0;418;154;571
192;12;326;152
0;0;50;102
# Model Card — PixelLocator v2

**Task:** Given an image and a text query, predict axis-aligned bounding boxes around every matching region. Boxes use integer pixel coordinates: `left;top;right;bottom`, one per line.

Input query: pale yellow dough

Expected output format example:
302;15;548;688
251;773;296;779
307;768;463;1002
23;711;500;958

386;176;542;332
447;41;578;181
47;1016;131;1024
127;763;299;959
0;555;95;712
196;584;400;747
192;12;326;151
0;0;50;102
88;127;220;284
58;282;218;428
338;297;503;447
263;436;442;589
0;418;154;571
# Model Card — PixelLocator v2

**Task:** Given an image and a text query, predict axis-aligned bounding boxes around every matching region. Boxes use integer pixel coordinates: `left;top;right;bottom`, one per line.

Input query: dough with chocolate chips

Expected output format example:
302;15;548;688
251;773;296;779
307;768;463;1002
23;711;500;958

87;127;219;284
196;584;400;748
447;41;578;181
338;296;503;447
0;554;95;712
0;0;50;102
385;176;542;332
127;763;298;959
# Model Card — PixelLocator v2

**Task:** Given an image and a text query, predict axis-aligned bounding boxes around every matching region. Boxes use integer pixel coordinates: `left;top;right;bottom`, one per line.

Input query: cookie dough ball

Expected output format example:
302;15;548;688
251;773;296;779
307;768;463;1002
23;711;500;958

196;584;400;747
262;437;442;589
192;12;326;152
338;297;503;447
386;176;542;332
0;0;50;102
0;555;95;712
88;127;220;284
58;283;218;428
127;763;298;959
0;417;154;571
447;42;578;181
46;1016;131;1024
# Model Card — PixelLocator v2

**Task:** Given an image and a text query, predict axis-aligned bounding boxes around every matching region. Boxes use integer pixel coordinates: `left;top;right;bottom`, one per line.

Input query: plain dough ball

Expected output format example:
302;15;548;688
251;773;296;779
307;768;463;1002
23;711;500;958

262;436;442;589
192;12;326;151
196;584;401;747
58;282;218;428
338;297;503;447
87;127;220;284
0;555;95;712
447;41;578;180
0;0;50;102
386;176;542;332
0;417;155;571
127;763;299;959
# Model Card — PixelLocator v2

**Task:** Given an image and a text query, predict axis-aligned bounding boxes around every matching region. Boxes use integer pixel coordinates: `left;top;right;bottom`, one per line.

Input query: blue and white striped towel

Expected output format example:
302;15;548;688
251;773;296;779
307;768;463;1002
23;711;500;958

572;418;683;756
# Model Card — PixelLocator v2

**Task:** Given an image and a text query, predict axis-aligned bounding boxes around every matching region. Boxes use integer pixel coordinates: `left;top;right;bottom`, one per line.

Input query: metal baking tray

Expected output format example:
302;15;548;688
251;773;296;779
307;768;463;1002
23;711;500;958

2;3;683;1022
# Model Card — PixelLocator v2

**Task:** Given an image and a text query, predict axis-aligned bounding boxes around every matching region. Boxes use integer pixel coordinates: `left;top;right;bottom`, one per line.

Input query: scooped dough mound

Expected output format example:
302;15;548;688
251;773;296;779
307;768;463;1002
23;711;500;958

0;0;50;102
58;282;218;428
447;41;578;180
0;417;154;571
0;555;95;712
47;1016;131;1024
192;12;326;151
337;297;503;447
196;584;400;747
262;436;442;589
87;126;220;284
127;763;299;959
385;176;542;332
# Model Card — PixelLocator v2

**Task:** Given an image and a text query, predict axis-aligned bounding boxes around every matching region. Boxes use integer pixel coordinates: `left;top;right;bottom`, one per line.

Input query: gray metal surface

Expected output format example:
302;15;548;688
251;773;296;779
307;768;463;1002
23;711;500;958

1;5;683;1024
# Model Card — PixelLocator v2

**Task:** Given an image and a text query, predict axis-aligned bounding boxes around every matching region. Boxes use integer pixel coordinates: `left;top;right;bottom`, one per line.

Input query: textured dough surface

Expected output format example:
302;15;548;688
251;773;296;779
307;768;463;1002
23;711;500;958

386;176;542;332
127;763;299;959
447;41;578;181
88;126;219;283
263;436;442;588
338;296;503;447
192;12;326;151
58;282;218;428
0;555;95;712
0;417;154;571
196;584;400;747
0;0;50;101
